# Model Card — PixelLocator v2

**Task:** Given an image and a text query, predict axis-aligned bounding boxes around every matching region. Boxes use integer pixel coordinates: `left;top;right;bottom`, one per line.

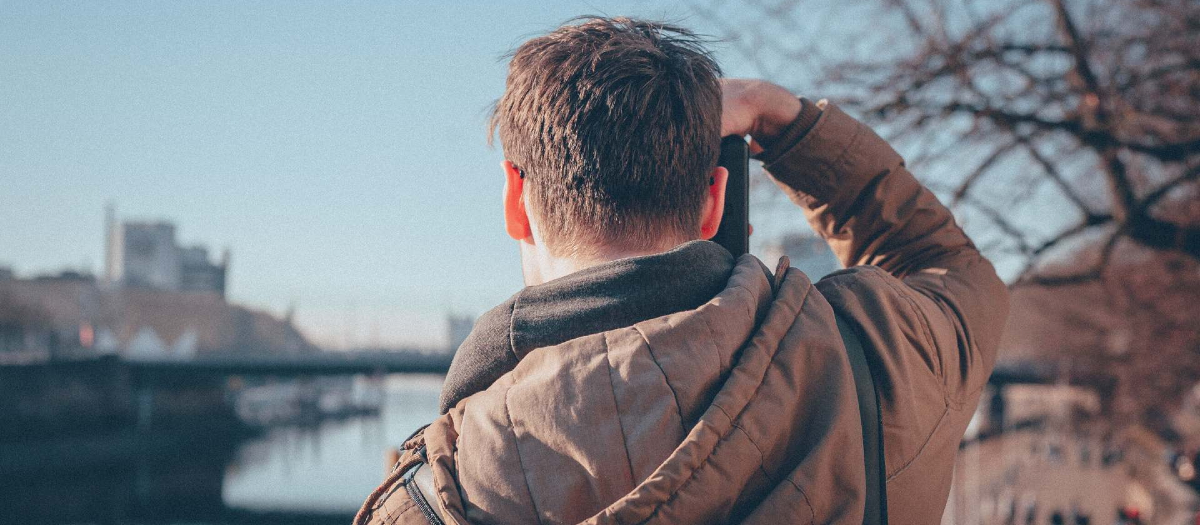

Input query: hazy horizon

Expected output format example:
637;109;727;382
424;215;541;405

0;1;765;349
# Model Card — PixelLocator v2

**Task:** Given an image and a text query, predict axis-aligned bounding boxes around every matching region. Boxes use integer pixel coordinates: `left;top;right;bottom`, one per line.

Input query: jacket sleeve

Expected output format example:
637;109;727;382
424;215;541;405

757;100;1009;401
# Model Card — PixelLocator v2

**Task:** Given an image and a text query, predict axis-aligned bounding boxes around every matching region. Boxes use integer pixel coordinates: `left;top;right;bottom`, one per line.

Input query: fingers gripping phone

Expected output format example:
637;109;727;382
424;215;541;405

712;135;750;257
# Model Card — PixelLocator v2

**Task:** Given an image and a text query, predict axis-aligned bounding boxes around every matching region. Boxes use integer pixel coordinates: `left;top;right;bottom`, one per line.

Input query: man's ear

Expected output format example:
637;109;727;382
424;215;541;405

502;161;532;241
699;166;728;240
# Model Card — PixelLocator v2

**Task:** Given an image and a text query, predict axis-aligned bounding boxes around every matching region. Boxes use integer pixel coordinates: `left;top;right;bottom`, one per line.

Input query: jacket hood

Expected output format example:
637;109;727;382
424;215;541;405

440;240;734;413
421;254;866;524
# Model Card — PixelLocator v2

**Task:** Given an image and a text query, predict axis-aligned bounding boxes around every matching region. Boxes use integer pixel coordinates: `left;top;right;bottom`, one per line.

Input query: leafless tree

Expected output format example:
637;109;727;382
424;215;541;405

693;0;1200;417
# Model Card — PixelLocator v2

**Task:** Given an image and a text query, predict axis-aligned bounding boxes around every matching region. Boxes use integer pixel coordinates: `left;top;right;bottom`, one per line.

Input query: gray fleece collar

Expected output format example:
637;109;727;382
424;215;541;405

439;240;735;413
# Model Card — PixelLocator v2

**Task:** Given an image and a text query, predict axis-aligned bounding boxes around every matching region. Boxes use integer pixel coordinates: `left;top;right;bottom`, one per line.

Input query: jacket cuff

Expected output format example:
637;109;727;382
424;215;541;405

761;102;905;205
753;97;822;165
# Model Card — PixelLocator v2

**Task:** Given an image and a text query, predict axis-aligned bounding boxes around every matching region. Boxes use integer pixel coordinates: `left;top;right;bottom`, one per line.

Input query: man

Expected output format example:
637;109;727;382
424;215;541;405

357;17;1007;525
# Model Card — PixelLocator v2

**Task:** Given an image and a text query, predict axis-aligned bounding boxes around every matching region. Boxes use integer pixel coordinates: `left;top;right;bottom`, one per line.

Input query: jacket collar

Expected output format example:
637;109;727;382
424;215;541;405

439;240;735;412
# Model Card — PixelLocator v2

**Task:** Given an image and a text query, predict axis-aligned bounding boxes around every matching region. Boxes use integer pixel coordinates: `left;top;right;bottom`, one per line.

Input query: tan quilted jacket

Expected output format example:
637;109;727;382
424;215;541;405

356;102;1009;525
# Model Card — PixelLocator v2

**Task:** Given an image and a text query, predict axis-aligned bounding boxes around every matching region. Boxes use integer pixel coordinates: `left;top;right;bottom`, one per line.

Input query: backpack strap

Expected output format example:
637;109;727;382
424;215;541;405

773;256;888;523
835;312;889;525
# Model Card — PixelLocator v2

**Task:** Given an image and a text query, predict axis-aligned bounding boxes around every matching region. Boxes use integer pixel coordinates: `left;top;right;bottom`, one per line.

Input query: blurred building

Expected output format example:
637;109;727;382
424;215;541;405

760;232;841;280
446;313;475;352
179;246;227;293
104;205;228;297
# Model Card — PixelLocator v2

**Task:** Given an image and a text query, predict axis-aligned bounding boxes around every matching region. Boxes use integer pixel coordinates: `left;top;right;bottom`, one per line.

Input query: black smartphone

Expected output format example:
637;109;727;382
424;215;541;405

712;135;750;257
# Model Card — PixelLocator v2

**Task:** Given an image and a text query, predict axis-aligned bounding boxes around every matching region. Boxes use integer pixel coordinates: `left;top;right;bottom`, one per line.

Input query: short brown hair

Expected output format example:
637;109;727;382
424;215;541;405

490;17;722;257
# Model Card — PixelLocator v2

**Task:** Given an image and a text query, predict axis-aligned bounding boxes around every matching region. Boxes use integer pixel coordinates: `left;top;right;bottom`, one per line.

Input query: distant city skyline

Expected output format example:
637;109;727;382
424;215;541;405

103;204;229;296
0;1;765;349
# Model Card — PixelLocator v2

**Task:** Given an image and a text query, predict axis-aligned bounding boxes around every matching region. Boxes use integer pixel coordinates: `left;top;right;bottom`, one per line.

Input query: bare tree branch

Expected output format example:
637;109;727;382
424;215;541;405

951;140;1021;206
695;0;1200;418
1015;134;1094;215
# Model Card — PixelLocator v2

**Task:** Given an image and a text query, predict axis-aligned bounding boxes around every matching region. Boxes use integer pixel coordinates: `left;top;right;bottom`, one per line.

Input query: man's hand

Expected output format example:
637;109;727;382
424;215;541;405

719;79;803;155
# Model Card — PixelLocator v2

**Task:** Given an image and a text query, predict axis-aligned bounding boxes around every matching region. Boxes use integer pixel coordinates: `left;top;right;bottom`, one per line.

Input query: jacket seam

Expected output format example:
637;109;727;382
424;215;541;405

952;377;988;411
633;325;688;436
830;121;865;186
866;268;942;384
602;332;639;497
875;270;938;359
933;271;986;409
710;403;817;524
884;404;950;482
502;385;544;525
798;115;866;208
879;267;979;409
697;307;725;377
383;493;419;523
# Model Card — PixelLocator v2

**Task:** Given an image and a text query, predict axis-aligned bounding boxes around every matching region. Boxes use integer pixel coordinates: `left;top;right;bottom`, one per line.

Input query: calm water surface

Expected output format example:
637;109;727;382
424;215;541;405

223;374;443;514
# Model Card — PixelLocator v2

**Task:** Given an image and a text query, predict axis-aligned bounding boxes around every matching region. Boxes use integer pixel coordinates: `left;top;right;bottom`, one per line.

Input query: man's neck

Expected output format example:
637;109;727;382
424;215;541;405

521;240;687;286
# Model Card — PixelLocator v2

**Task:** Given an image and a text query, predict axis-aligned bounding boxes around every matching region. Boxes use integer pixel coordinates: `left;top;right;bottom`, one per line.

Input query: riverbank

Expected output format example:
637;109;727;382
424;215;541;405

0;371;443;524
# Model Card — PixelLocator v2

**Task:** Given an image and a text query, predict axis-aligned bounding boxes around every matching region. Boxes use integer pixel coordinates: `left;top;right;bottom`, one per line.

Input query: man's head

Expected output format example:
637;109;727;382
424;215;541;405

491;17;727;282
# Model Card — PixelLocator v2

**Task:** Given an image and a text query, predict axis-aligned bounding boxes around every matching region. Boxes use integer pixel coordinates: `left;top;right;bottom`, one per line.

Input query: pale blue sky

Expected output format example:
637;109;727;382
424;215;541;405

0;1;770;348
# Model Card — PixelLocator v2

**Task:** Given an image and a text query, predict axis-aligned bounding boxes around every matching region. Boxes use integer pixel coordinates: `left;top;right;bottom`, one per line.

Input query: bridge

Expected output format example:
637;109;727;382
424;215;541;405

9;351;1092;386
124;349;453;377
123;354;1079;388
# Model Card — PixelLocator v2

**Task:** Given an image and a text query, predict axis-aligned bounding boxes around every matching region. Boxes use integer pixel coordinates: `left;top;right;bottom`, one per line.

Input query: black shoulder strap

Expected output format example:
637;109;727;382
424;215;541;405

835;312;889;525
771;257;887;523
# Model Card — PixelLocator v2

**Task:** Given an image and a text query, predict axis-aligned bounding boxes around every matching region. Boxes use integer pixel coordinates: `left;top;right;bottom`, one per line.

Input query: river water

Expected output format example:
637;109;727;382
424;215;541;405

222;373;443;515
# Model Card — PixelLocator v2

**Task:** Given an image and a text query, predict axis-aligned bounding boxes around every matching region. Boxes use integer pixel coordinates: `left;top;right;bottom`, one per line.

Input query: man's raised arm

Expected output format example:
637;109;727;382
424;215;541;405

722;79;1010;399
